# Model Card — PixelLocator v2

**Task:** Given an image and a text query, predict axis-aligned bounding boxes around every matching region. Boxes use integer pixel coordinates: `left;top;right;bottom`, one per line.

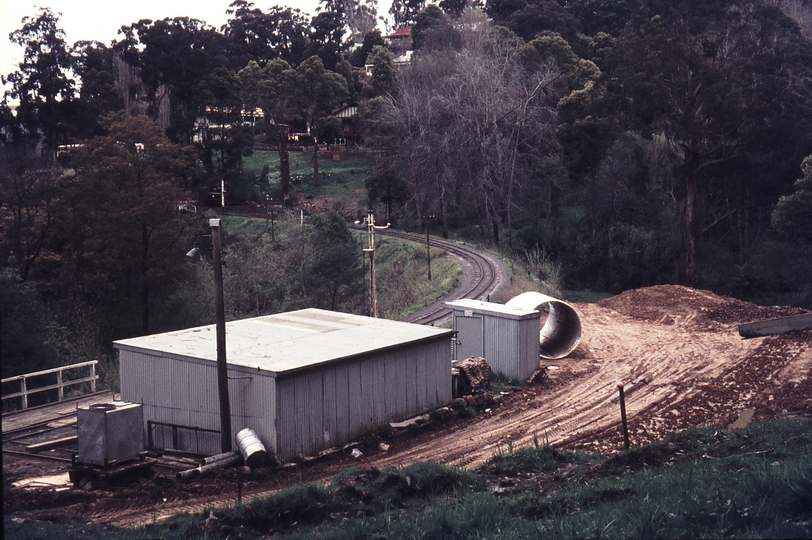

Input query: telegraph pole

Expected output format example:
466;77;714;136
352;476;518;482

362;211;389;318
211;219;232;452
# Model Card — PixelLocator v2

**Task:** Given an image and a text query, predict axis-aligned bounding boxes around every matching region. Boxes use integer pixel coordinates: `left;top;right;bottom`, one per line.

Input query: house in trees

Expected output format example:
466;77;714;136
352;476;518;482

385;27;412;55
332;103;362;145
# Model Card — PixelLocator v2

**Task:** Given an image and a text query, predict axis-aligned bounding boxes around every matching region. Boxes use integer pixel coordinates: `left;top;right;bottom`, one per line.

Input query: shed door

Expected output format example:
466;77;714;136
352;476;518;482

455;316;483;361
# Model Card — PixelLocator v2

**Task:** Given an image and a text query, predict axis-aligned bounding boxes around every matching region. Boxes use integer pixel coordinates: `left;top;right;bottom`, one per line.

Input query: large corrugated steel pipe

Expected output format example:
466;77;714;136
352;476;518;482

505;292;582;359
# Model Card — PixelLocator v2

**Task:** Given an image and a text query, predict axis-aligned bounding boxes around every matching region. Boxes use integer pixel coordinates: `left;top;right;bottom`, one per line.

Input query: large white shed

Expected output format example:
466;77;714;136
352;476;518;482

114;308;454;462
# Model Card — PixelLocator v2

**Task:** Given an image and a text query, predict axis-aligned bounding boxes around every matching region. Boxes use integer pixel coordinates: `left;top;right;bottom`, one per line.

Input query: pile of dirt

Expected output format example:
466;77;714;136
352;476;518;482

598;284;809;329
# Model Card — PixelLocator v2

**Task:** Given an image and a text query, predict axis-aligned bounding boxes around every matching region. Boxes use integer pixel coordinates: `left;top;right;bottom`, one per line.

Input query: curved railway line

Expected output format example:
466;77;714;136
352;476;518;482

374;229;508;326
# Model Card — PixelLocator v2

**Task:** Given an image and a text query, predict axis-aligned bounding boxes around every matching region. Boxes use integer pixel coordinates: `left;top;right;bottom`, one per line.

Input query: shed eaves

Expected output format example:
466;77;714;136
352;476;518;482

114;308;453;375
444;299;539;319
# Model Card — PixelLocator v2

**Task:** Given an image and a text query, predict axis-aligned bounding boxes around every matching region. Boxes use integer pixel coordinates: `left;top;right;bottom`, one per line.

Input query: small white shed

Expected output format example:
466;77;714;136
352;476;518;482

114;308;453;462
445;299;541;380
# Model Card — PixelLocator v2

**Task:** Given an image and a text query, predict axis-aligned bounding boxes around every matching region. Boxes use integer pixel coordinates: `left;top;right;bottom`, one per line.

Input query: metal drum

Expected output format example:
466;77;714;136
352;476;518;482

235;428;268;467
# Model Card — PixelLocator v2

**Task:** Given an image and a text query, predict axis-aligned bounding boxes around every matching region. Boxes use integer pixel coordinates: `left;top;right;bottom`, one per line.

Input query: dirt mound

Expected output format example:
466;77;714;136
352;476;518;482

597;284;808;328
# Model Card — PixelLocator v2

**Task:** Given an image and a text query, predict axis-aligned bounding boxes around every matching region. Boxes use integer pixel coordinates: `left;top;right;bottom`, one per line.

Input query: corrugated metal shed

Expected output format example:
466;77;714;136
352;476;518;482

114;309;453;461
445;299;541;380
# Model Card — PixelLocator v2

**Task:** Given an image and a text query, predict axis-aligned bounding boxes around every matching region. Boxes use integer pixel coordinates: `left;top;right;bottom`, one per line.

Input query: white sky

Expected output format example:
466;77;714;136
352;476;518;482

1;0;326;81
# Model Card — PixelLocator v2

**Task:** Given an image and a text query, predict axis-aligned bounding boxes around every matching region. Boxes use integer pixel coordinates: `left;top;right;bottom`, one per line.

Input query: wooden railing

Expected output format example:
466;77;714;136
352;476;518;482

1;361;98;411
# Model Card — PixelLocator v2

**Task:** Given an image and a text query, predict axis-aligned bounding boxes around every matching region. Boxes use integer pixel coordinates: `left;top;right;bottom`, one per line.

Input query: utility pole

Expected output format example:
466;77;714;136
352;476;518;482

424;215;433;281
362;210;389;318
211;219;232;452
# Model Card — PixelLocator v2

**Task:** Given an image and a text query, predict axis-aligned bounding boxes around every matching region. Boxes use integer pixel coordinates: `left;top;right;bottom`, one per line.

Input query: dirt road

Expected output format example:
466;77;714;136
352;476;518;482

4;285;810;528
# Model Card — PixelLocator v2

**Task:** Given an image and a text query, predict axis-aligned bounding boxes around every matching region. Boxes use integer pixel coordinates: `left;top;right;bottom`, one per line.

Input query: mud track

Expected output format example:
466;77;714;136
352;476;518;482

4;286;810;528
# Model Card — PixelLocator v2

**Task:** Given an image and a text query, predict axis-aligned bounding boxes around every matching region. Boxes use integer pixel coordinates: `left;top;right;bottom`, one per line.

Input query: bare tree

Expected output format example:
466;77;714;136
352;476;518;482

369;9;561;245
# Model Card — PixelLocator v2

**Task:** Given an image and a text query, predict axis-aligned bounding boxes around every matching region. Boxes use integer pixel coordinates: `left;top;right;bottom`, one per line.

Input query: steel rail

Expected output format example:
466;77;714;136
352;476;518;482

374;229;502;326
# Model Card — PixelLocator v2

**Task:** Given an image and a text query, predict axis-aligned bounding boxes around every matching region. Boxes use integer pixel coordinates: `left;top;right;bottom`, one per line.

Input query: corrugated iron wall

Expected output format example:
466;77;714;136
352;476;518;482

275;337;451;462
483;316;539;380
119;349;276;456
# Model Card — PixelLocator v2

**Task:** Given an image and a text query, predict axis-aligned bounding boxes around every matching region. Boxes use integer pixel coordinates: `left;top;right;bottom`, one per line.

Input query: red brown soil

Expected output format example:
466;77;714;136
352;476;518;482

4;285;810;527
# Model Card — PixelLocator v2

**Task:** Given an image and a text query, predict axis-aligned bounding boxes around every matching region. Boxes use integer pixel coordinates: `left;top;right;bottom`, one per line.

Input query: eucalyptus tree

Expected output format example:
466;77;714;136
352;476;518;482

3;8;76;157
607;0;812;285
293;56;349;186
265;7;313;66
115;17;228;144
223;0;277;67
390;0;427;27
319;0;380;44
223;1;311;68
308;8;347;70
72;41;124;138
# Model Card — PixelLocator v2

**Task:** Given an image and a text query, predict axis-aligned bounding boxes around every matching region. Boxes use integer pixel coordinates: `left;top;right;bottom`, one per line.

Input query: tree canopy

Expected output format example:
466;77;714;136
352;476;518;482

2;0;812;385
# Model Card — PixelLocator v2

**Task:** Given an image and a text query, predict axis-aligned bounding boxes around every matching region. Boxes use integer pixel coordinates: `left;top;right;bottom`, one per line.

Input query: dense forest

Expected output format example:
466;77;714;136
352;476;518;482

2;0;812;381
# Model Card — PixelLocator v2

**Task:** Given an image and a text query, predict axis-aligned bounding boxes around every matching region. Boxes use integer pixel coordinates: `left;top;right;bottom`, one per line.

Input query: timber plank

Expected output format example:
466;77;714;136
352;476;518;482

738;313;812;338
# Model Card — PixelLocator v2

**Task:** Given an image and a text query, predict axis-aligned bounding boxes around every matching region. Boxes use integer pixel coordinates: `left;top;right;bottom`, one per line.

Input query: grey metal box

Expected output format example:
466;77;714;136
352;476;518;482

77;402;144;466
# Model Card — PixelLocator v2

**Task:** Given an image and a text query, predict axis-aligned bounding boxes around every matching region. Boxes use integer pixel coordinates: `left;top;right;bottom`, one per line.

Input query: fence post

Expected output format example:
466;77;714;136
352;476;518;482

57;370;64;402
618;385;630;450
21;376;28;410
90;362;97;393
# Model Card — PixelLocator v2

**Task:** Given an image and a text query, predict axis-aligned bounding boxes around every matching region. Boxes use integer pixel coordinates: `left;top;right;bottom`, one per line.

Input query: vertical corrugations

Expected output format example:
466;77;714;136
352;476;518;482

334;365;350;444
372;358;386;428
519;317;540;377
437;342;452;404
348;362;363;439
307;371;324;457
239;371;274;456
396;353;408;417
416;351;428;411
275;377;294;462
293;375;308;458
322;367;337;448
406;352;418;415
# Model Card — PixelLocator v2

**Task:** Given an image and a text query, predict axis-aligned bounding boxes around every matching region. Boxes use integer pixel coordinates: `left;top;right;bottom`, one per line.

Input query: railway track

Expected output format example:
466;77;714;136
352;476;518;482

374;229;508;326
223;205;509;326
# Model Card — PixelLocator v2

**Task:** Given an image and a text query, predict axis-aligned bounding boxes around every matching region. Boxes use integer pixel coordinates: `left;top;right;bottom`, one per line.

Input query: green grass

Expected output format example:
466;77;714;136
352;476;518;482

208;215;462;321
244;150;372;213
372;236;463;321
7;418;811;539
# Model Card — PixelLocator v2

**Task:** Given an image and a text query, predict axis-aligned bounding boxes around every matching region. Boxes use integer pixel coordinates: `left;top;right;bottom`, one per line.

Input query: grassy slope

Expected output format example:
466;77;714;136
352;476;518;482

6;418;810;539
244;150;372;215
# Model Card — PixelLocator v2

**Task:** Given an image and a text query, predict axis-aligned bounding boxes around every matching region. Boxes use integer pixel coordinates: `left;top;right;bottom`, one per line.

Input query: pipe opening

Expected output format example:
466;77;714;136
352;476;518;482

505;292;582;359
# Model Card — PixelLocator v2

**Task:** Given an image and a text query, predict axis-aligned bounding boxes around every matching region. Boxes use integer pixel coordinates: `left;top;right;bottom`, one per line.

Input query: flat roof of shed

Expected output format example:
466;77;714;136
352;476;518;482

114;308;453;375
444;299;539;319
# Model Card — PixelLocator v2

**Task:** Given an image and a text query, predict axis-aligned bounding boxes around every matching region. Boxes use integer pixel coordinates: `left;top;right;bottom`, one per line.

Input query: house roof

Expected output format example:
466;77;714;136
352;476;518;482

114;308;453;375
385;26;412;39
333;104;358;118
